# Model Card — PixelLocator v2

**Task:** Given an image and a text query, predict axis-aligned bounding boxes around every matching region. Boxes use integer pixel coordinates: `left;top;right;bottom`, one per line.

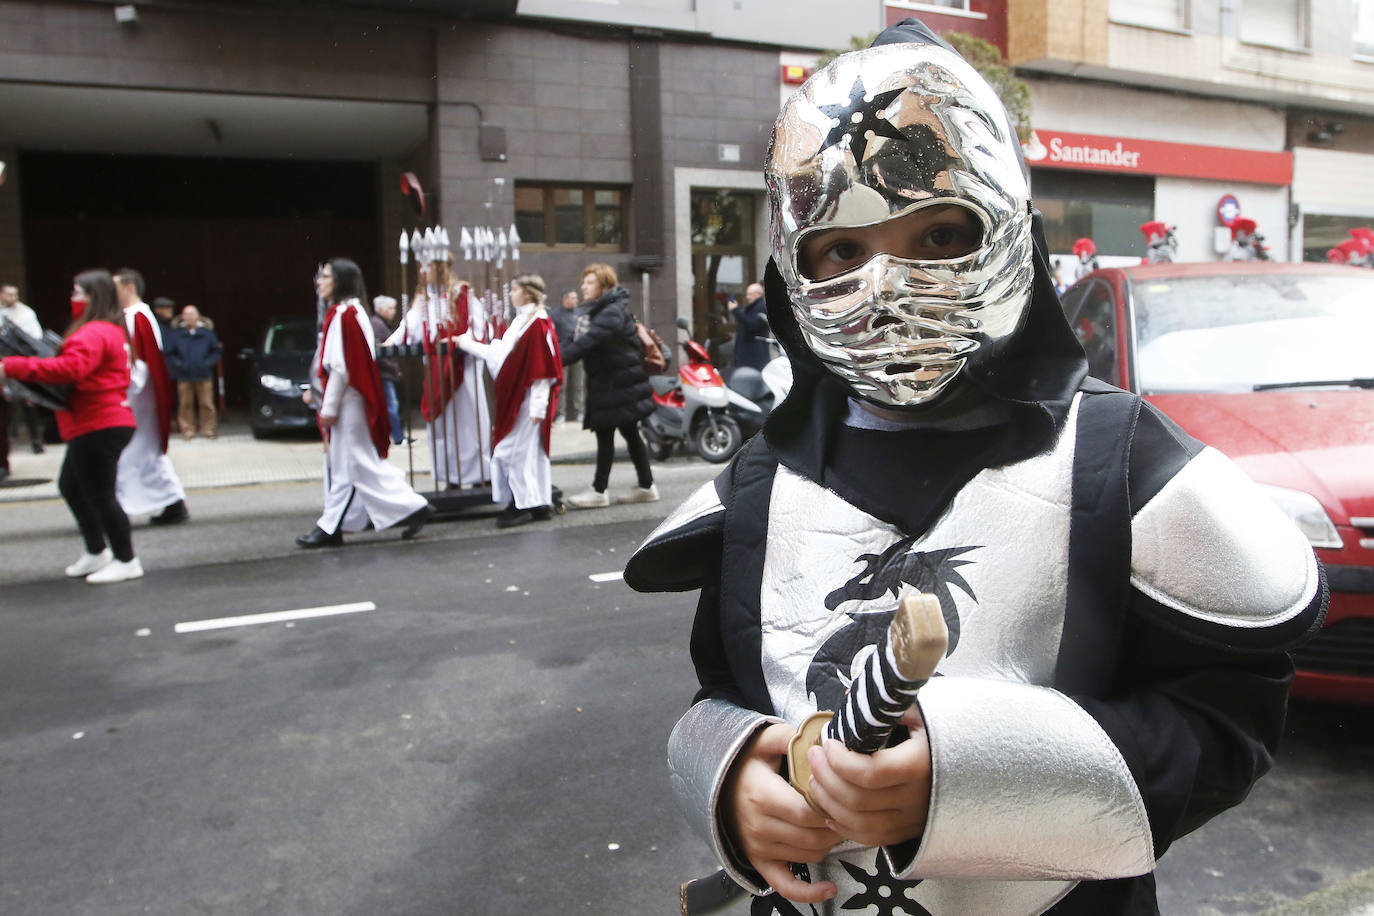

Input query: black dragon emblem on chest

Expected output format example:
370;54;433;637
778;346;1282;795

806;537;979;714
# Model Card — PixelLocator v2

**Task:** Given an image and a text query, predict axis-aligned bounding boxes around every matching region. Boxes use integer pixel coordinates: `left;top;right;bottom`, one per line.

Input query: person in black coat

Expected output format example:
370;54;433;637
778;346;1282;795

559;262;657;508
727;281;771;371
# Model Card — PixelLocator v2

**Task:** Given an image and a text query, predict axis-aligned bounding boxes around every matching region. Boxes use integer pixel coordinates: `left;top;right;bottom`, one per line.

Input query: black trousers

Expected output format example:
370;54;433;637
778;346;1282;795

59;426;136;561
592;422;653;492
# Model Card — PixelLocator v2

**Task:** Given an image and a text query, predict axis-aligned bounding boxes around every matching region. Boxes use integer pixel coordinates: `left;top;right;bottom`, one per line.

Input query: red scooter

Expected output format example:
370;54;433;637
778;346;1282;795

641;319;743;463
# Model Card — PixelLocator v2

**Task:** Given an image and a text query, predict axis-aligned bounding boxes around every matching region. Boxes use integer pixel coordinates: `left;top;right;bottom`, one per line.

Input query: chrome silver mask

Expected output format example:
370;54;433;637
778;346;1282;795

767;43;1034;407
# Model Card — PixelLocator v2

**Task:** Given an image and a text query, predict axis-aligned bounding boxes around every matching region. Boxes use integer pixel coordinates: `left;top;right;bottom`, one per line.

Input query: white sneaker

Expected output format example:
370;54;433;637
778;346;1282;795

619;484;660;504
65;548;113;578
86;557;144;584
567;488;610;509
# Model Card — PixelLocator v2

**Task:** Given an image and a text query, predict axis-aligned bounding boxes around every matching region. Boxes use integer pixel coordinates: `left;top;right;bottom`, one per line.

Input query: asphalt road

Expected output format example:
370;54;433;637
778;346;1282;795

2;458;1372;915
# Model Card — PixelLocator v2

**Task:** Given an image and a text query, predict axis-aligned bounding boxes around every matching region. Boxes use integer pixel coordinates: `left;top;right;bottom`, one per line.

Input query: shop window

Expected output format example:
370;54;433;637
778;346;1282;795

1031;170;1155;258
514;183;628;249
1062;279;1120;384
1109;0;1188;30
1302;213;1374;262
1240;0;1309;50
1356;0;1374;58
888;0;975;12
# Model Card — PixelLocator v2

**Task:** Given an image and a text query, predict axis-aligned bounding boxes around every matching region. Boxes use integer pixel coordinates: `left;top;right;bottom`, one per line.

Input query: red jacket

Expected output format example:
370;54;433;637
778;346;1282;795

2;319;135;440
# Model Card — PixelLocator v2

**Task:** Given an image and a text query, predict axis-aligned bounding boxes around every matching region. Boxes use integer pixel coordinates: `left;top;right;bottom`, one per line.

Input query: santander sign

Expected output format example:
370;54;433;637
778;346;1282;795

1022;129;1291;186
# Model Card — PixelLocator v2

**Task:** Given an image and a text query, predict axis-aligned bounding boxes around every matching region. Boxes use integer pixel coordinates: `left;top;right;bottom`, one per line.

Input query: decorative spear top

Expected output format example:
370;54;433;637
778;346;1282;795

508;223;521;262
496;228;508;268
460;226;474;261
422;227;438;266
399;229;410;265
410;229;424;264
437;226;451;256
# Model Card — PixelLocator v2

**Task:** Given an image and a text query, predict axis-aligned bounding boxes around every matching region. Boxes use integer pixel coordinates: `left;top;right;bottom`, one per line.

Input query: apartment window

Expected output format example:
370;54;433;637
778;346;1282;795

1356;0;1374;57
887;0;979;14
514;183;628;248
1240;0;1309;49
1109;0;1187;30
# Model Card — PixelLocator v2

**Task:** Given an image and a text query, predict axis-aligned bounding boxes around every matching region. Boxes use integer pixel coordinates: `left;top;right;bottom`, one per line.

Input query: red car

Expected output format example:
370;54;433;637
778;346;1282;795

1059;261;1374;703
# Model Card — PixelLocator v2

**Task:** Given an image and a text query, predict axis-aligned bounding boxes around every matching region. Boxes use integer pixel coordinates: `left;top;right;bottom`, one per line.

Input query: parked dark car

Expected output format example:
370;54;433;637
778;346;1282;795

241;316;318;439
1059;261;1374;703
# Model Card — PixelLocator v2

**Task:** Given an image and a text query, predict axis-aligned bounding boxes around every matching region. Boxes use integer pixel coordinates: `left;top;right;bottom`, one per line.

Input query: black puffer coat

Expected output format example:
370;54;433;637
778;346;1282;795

560;285;654;430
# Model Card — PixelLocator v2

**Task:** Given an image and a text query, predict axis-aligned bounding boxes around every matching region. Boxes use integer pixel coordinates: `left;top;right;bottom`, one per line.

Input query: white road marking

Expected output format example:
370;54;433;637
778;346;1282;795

589;571;623;583
174;601;376;634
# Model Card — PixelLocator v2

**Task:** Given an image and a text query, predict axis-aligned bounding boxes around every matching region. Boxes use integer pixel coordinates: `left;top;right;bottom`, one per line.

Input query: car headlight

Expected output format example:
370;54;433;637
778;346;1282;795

1258;484;1343;549
260;373;296;394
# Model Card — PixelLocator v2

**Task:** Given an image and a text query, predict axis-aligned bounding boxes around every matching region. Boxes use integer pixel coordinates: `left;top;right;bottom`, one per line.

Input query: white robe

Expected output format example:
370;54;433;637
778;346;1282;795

459;305;554;510
316;302;428;534
384;294;492;488
117;301;186;516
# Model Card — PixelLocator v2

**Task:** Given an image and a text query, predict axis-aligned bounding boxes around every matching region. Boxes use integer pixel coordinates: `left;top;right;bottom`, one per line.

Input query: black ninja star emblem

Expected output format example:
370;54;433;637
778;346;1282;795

839;854;930;915
819;77;907;165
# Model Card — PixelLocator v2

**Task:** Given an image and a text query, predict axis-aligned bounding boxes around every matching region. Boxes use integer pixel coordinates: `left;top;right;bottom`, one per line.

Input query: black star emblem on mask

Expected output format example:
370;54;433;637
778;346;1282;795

819;77;908;165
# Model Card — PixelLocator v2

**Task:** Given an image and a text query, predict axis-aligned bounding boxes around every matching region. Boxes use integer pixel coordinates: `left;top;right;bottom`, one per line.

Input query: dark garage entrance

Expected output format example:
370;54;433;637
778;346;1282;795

20;151;380;407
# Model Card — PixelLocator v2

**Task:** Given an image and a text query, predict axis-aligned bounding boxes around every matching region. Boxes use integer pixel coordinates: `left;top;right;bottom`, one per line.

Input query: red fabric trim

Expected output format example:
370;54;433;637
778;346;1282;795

419;286;469;423
132;312;173;452
320;304;391;458
493;315;563;452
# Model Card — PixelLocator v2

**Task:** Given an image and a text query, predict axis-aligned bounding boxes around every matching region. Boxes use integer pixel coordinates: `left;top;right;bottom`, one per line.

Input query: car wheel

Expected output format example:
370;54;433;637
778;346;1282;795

692;414;741;464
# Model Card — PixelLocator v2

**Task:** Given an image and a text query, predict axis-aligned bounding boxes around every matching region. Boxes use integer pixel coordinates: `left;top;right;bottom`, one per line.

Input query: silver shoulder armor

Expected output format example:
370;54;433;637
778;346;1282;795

1131;446;1320;639
667;698;782;895
624;480;726;592
907;677;1155;882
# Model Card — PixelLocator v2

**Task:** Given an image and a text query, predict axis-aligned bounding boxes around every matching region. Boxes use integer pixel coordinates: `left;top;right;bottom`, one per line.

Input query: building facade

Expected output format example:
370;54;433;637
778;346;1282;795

0;0;881;401
997;0;1374;263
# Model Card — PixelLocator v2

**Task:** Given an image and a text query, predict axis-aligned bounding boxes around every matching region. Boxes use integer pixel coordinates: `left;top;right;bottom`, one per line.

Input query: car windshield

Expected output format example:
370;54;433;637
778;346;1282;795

262;321;315;356
1132;272;1374;393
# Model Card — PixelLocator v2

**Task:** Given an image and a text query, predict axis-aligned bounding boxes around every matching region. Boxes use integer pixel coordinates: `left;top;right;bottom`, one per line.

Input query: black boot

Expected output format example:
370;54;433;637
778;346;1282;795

399;503;437;540
296;526;343;548
530;505;553;521
150;499;190;526
496;503;535;528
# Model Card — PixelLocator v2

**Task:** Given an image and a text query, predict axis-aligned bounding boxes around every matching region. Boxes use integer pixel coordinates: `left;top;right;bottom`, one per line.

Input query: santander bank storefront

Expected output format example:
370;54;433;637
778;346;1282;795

1021;81;1294;266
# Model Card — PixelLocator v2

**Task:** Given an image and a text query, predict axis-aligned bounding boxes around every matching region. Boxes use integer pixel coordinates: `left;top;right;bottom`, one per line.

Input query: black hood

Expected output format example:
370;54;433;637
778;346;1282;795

763;209;1089;461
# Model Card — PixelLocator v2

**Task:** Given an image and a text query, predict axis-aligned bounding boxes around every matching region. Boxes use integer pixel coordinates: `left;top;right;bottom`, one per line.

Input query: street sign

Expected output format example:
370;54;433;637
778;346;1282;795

1217;194;1241;227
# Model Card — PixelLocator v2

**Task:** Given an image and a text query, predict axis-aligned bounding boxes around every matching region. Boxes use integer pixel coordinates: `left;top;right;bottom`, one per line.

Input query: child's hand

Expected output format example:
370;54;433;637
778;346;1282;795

805;707;931;848
723;722;840;903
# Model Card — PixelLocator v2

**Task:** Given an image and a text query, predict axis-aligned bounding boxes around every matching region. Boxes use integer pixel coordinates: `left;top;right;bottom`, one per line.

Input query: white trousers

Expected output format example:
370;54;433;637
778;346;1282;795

116;383;186;516
426;354;491;488
318;389;428;534
490;389;552;510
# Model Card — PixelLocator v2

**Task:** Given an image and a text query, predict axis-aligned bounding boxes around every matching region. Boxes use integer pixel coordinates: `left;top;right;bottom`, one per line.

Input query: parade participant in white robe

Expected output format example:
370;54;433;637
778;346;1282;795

113;268;188;525
296;258;433;548
457;273;562;528
383;258;491;489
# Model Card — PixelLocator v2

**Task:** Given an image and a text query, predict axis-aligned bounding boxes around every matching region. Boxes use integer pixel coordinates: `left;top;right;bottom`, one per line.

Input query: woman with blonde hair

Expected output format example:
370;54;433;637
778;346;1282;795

384;254;492;488
457;273;562;527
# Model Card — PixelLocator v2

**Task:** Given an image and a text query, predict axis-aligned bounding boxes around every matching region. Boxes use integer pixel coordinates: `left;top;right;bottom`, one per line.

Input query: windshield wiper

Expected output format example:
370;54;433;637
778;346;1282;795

1253;378;1374;391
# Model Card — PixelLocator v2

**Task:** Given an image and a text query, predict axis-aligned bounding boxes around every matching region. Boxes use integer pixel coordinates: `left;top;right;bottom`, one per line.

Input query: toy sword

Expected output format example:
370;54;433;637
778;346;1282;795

679;593;948;915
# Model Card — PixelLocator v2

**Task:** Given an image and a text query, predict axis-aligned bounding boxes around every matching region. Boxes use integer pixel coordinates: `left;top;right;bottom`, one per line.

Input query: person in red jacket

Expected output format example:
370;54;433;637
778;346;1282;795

0;269;144;583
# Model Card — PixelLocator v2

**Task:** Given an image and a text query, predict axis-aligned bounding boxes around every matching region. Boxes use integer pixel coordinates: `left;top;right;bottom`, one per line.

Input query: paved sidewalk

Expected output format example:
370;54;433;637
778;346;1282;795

0;418;602;504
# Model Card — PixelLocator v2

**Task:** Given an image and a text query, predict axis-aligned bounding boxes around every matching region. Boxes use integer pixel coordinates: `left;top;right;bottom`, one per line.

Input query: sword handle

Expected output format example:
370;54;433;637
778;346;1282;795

787;593;947;815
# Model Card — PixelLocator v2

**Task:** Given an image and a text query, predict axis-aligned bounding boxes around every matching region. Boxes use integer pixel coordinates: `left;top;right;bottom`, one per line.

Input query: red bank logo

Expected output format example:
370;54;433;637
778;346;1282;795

1021;129;1292;185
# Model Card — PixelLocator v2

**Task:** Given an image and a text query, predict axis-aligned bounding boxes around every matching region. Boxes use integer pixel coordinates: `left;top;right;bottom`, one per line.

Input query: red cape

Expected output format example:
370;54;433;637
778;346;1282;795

319;303;391;458
131;311;173;453
420;286;469;423
493;315;562;453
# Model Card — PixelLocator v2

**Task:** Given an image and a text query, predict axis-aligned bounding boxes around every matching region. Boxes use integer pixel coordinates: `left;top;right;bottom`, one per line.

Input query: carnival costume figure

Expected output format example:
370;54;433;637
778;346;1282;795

1224;217;1269;261
457;273;563;528
385;254;492;489
1071;237;1099;280
113;270;188;524
1140;220;1177;264
624;21;1326;916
